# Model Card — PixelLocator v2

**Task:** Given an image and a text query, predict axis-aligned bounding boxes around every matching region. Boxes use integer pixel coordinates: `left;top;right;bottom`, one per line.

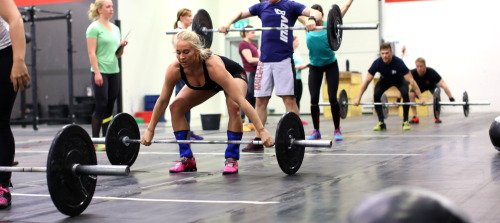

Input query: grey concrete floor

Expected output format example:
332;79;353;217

1;111;500;223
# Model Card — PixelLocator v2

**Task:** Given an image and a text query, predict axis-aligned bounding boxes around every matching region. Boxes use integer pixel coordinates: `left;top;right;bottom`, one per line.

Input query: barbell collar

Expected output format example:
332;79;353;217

72;164;130;176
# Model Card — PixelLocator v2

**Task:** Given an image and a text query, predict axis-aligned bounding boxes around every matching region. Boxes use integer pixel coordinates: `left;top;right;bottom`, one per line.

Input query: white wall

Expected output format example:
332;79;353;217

382;0;500;113
118;0;380;123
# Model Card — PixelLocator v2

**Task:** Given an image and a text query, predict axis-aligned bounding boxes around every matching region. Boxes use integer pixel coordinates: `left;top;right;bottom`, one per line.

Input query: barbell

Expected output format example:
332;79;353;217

165;4;379;51
91;112;332;175
324;89;490;119
0;125;130;216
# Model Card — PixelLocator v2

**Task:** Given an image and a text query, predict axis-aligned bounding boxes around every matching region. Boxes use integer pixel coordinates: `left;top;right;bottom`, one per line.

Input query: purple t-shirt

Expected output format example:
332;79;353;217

238;40;259;73
249;0;306;62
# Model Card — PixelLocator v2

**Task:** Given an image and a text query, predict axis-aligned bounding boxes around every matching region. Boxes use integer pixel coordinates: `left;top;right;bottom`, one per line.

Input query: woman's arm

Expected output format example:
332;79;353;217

141;62;179;146
86;37;103;86
241;49;259;64
341;0;354;18
0;0;30;91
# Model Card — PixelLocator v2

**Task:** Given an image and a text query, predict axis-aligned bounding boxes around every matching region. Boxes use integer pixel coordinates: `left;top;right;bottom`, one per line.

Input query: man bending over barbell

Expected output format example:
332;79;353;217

141;30;274;175
409;57;454;124
353;43;425;131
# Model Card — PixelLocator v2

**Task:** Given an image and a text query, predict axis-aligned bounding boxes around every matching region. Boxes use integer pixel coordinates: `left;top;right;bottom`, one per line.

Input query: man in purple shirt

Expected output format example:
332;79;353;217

219;0;322;152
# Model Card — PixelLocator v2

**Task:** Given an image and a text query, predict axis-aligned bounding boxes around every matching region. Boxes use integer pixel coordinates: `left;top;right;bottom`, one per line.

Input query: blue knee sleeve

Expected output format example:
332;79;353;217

225;131;243;160
174;130;193;158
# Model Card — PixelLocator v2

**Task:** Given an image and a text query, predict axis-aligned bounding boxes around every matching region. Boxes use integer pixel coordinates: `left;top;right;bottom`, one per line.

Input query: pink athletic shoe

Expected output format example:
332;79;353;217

169;157;197;173
222;158;238;175
0;185;11;209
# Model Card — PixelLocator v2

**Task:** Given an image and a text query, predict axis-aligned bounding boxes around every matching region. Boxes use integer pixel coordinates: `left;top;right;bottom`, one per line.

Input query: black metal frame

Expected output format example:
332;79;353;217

11;6;74;130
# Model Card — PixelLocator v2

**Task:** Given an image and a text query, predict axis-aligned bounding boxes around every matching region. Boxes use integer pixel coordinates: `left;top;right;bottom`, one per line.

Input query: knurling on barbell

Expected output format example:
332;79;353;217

165;4;378;50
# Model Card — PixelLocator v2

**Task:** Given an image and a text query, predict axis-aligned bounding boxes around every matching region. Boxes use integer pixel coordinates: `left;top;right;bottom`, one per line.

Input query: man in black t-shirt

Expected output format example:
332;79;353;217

354;43;425;131
409;57;454;124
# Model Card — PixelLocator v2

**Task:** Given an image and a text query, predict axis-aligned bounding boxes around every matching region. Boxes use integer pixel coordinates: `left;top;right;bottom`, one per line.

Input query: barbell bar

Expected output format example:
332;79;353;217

323;101;490;106
165;4;378;51
92;137;331;148
166;23;379;35
330;89;490;120
92;112;332;175
0;124;130;216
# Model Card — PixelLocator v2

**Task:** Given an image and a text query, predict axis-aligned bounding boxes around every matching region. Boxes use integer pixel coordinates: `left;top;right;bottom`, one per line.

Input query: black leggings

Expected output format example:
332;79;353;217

92;72;120;137
308;61;340;130
0;46;17;187
241;72;256;122
294;79;303;110
374;80;409;122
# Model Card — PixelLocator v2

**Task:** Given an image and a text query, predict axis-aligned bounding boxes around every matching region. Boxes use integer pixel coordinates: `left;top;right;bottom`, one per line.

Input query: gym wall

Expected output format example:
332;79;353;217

381;0;499;112
118;0;380;121
11;1;117;120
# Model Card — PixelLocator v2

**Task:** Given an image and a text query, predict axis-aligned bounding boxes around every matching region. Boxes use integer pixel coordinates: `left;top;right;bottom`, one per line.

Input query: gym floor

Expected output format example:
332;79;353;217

1;111;499;222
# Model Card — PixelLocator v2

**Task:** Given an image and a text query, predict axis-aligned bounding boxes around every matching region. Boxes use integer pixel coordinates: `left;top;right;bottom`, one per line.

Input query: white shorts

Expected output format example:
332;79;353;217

254;57;295;97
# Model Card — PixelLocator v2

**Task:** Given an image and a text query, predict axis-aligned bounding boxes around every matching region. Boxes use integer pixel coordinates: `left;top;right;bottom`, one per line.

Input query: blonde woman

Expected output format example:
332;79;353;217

172;8;203;140
141;30;273;175
86;0;127;151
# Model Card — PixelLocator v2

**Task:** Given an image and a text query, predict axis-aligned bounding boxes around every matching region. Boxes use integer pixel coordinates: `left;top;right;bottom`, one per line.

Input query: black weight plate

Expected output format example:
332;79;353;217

192;9;213;48
381;93;389;119
463;91;469;117
47;124;96;216
106;113;140;166
339;89;348;119
433;88;441;119
327;4;342;51
275;112;305;175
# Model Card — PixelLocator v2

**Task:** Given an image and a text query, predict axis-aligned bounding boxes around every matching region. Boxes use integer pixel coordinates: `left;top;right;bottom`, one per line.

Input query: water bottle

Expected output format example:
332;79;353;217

346;59;350;71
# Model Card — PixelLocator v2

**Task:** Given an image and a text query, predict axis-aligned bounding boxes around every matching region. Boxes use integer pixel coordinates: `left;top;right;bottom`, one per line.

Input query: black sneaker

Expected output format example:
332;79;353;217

434;118;442;124
242;138;264;152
